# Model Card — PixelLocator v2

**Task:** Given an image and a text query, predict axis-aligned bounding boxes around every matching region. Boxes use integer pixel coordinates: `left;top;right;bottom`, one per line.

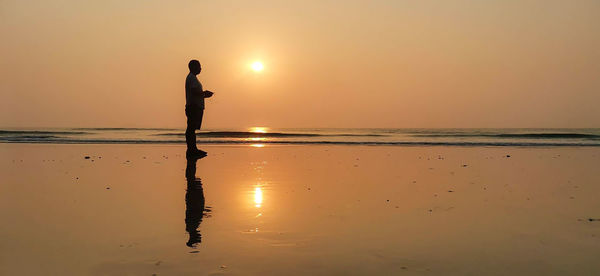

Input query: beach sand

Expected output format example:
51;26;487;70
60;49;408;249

1;144;600;275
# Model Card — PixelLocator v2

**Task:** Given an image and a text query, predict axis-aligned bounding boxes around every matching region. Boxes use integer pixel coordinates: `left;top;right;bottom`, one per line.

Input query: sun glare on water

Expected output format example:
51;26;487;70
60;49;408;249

251;61;264;72
249;127;269;133
249;127;268;147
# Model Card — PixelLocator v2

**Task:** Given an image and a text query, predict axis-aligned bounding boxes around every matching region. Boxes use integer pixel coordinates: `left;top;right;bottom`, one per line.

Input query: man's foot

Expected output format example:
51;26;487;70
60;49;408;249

186;149;207;158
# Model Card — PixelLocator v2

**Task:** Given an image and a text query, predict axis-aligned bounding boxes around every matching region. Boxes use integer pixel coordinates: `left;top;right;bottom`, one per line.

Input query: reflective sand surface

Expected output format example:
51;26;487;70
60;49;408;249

1;144;600;275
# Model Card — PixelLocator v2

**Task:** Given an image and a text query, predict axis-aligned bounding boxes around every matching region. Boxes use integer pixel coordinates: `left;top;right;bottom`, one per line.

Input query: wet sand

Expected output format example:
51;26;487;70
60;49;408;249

1;144;600;275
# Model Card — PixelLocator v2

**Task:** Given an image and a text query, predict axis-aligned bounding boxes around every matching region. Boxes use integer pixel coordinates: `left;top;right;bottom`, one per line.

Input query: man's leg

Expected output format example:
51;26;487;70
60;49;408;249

197;108;204;131
185;125;197;152
185;107;198;152
194;109;206;155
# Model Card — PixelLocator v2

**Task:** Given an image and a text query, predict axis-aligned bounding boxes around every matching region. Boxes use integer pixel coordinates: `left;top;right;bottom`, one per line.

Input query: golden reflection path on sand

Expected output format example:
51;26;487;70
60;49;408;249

251;185;263;232
249;159;266;233
254;186;263;208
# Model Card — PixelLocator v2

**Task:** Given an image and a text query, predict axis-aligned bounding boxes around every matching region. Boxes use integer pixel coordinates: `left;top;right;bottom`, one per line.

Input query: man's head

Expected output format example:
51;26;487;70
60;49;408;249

188;60;201;75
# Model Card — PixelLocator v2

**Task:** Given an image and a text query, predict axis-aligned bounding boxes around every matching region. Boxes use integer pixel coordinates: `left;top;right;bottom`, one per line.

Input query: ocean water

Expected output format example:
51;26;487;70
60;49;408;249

1;128;599;146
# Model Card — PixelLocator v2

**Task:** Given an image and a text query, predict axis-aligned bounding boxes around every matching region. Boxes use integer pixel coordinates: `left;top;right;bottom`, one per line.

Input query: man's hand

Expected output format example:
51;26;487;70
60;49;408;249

204;90;214;98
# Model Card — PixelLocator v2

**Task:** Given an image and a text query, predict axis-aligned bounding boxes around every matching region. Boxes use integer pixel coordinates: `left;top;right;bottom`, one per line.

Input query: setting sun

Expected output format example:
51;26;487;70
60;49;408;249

251;61;264;72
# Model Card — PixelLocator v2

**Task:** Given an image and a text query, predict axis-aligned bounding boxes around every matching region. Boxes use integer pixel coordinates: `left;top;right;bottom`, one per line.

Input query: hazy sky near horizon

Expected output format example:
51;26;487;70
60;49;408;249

1;0;599;128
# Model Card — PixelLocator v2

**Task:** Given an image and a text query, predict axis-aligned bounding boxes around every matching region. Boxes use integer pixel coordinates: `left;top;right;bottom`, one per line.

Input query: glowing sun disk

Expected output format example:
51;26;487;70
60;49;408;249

251;61;264;72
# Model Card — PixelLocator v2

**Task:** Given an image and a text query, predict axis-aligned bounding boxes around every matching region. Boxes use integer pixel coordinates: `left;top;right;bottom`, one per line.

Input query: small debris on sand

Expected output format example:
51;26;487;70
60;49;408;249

462;164;468;167
506;155;511;158
106;187;110;190
448;190;454;192
220;265;227;269
84;156;90;159
589;218;599;222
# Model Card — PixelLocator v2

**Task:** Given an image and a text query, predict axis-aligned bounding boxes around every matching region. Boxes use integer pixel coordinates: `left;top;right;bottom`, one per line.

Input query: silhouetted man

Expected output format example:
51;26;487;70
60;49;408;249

185;59;214;157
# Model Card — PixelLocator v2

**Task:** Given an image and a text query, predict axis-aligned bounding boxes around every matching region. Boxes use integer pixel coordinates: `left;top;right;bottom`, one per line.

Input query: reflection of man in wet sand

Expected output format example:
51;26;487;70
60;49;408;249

185;155;211;248
185;59;214;157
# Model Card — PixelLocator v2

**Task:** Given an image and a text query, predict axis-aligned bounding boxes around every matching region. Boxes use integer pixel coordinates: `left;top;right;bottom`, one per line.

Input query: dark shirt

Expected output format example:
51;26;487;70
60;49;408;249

185;72;204;109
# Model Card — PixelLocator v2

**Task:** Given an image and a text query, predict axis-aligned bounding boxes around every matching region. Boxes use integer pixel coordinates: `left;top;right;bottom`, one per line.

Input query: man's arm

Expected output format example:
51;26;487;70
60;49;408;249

191;87;213;98
193;87;213;98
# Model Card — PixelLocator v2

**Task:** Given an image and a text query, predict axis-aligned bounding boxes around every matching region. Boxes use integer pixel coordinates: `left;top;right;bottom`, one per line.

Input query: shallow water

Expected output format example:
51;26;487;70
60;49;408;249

1;128;600;146
1;144;600;275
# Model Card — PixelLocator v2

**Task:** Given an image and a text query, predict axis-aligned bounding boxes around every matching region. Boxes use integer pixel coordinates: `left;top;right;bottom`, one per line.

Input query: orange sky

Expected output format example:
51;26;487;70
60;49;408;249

1;0;599;128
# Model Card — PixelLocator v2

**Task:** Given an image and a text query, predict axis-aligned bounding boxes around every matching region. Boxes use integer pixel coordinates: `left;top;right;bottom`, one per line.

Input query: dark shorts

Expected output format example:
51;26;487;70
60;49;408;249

185;106;204;130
